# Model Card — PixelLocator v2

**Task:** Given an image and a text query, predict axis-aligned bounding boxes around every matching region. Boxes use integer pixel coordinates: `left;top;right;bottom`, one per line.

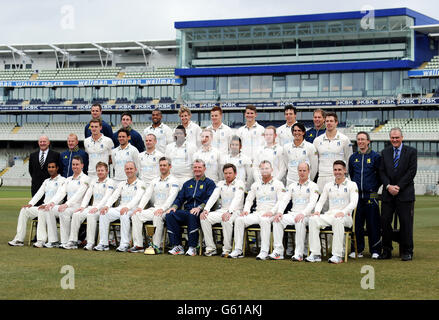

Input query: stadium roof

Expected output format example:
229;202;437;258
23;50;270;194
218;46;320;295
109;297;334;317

175;7;439;29
0;40;177;58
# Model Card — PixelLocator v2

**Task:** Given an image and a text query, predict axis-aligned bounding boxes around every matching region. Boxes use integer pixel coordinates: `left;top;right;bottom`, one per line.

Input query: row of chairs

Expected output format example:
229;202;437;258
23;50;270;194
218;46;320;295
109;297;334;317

28;212;359;262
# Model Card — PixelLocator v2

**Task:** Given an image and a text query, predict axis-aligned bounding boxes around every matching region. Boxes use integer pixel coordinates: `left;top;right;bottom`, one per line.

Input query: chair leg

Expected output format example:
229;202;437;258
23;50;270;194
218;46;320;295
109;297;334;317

345;233;349;263
242;230;247;257
199;230;203;256
28;220;37;246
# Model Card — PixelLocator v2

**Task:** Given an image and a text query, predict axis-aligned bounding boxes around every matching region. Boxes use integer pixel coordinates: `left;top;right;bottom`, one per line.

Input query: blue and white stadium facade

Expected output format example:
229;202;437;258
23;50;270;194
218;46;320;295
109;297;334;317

0;7;438;193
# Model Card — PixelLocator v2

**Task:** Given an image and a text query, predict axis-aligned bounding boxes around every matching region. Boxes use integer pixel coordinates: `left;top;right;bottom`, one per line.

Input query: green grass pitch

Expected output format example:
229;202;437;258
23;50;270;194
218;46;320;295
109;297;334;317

1;186;438;300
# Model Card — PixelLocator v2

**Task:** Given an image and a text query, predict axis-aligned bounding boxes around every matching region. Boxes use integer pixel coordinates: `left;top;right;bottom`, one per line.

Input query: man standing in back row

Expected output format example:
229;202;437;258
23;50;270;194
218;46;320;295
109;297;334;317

313;112;352;206
84;103;113;139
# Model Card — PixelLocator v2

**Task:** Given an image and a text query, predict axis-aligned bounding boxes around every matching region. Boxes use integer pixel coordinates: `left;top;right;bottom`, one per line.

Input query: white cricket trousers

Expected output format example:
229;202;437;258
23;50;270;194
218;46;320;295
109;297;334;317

46;205;79;244
98;207;133;247
13;207;48;243
69;208;100;245
200;209;238;253
308;210;353;258
131;207;166;248
272;213;309;257
233;212;272;253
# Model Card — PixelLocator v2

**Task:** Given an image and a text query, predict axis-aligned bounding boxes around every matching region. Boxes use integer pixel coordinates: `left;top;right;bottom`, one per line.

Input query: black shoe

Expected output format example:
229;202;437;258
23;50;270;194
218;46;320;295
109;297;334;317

401;253;412;261
378;251;392;260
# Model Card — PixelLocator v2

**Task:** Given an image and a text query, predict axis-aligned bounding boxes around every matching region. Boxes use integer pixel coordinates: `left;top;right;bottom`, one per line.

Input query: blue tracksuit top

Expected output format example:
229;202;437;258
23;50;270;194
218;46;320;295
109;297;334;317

60;147;89;177
305;125;326;143
348;148;382;200
171;176;216;211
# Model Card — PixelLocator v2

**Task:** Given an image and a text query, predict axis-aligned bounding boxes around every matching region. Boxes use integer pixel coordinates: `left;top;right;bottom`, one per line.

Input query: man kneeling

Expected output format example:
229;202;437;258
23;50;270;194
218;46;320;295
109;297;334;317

306;160;359;264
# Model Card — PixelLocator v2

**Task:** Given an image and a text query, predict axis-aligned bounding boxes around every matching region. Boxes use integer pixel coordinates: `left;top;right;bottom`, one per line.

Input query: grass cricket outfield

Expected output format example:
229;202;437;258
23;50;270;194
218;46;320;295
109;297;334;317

1;186;438;300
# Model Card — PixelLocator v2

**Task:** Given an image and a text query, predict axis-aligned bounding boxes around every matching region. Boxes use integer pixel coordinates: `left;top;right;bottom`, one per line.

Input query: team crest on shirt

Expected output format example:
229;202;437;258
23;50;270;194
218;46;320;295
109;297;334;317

101;144;103;149
271;187;274;191
153;157;156;162
126;151;129;155
200;185;204;189
344;188;347;192
337;141;341;146
239;160;242;165
160;130;163;134
303;150;306;155
306;188;310;193
77;181;80;185
221;132;224;136
232;187;236;192
367;158;371;163
189;185;193;188
166;183;169;188
355;159;359;162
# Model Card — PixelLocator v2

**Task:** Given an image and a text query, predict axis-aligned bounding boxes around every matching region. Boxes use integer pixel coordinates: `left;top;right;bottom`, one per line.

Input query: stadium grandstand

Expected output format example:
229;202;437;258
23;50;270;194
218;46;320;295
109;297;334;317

0;7;438;194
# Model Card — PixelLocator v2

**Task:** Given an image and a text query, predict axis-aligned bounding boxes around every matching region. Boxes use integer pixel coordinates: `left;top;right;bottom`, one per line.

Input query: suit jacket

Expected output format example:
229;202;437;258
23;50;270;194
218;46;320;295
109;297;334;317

29;149;60;196
379;144;417;202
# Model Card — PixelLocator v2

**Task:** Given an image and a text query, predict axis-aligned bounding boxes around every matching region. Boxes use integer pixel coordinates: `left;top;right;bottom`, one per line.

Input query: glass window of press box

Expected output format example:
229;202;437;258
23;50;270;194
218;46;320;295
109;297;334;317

181;72;439;100
177;16;414;69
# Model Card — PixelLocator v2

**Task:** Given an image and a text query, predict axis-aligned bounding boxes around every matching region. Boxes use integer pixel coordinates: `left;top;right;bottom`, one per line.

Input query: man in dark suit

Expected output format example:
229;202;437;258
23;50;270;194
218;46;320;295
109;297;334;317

29;135;60;205
379;128;417;261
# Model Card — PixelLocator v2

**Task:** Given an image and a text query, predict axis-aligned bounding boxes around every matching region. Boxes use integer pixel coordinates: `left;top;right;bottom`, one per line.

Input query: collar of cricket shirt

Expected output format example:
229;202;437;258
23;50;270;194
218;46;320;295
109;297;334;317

297;179;310;187
118;143;131;151
292;140;305;148
245;121;258;129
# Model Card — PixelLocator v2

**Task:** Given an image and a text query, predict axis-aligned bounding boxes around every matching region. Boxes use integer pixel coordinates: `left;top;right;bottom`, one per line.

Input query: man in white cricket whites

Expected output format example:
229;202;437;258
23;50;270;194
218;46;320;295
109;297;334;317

313;112;352;209
111;128;140;185
84;118;114;179
276;105;297;146
229;161;285;260
193;128;221;184
94;161;146;252
43;156;90;248
176;106;202;148
220;135;253;190
138;133;164;186
306;160;359;264
252;126;286;184
200;163;245;257
269;162;319;261
8;162;66;247
236;105;265;162
143;109;173;154
283;122;318;186
65;162;116;250
206;106;233;154
165;125;197;186
129;157;180;253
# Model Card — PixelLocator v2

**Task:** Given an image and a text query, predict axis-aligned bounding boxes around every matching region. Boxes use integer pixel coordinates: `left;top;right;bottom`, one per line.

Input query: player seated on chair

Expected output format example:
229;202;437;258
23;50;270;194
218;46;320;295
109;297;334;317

229;160;285;260
65;162;116;250
306;160;359;264
129;157;180;253
165;159;216;256
200;163;246;258
269;162;320;261
43;156;90;249
8;161;66;247
93;161;146;252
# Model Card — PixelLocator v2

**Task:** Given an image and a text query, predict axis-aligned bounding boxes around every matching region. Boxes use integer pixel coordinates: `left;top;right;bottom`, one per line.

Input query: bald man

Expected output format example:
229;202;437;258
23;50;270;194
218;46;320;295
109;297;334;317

29;135;60;205
60;134;89;177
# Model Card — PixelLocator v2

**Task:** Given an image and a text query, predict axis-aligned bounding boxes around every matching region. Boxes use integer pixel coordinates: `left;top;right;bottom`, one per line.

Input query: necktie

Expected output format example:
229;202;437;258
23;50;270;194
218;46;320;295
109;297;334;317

393;148;399;169
40;152;45;169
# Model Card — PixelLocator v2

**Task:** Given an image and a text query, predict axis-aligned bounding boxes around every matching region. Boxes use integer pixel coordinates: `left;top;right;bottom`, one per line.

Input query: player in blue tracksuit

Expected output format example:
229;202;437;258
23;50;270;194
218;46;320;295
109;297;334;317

305;109;326;143
166;159;216;256
60;134;89;177
348;131;382;259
